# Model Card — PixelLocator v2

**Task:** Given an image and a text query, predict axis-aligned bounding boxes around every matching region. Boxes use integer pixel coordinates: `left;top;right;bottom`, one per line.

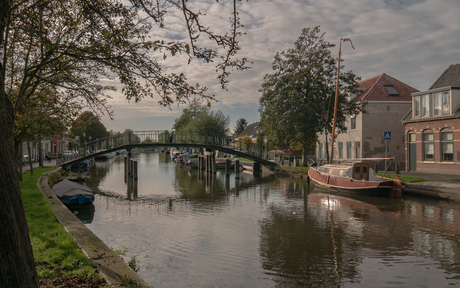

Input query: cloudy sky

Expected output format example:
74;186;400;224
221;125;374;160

101;0;460;133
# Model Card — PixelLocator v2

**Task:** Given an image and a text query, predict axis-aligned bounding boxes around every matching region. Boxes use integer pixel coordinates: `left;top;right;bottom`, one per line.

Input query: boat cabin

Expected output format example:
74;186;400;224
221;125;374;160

316;162;376;181
353;163;370;181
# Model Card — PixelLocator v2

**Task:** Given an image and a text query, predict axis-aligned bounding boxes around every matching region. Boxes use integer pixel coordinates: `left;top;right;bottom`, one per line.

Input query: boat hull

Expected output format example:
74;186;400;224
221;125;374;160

58;194;94;206
308;167;398;197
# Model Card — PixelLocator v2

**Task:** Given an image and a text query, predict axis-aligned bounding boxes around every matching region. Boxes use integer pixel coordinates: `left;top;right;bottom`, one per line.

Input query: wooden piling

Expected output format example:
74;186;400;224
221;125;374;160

225;158;230;176
129;159;134;177
133;160;138;180
235;159;240;179
124;156;128;179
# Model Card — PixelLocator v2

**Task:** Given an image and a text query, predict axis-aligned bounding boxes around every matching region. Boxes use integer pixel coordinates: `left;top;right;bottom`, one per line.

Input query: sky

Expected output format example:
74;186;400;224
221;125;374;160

100;0;460;133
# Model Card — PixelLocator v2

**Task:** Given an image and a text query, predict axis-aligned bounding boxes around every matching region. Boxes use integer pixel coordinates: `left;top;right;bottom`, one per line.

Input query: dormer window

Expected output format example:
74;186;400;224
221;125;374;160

434;91;450;116
384;85;399;96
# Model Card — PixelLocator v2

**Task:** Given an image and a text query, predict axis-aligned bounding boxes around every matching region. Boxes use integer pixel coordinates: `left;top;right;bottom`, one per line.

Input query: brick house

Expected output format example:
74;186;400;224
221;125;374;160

316;73;418;170
401;63;460;174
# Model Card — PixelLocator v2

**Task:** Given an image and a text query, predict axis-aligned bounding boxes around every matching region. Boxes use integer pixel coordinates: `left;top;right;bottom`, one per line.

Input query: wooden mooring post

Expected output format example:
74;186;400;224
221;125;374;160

133;160;138;180
235;159;240;179
225;158;231;176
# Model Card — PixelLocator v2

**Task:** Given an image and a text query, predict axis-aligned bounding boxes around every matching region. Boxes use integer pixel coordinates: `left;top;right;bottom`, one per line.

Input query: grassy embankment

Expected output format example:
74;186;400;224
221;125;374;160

375;173;427;183
20;167;103;281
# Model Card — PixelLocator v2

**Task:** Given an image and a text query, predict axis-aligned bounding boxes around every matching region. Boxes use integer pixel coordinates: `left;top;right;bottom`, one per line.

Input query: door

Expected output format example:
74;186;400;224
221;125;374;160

353;163;370;181
408;133;416;171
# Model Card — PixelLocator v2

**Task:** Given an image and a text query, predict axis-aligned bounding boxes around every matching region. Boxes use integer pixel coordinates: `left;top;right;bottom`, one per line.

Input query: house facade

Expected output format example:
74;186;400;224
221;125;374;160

402;64;460;175
316;73;418;171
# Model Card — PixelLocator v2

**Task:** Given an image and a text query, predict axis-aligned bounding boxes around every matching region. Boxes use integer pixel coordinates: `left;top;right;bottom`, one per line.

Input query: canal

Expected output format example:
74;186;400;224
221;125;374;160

81;151;460;287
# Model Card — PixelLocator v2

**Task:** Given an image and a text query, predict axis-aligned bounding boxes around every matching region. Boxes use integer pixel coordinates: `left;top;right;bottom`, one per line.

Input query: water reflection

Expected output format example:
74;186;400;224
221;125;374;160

84;151;460;287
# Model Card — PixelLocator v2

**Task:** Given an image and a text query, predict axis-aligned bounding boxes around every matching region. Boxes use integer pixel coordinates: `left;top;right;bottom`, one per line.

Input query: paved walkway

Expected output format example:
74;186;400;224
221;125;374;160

385;170;460;201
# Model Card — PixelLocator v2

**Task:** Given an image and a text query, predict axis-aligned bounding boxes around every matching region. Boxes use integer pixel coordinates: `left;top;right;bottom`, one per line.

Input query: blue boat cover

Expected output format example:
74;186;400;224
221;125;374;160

52;179;94;198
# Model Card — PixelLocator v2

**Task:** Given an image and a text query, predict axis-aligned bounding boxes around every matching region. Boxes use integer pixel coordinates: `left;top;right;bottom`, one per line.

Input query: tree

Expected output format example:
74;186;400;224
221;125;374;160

173;98;210;131
259;26;364;166
234;118;248;135
70;111;109;145
174;99;230;139
181;109;230;139
237;135;253;151
0;0;248;286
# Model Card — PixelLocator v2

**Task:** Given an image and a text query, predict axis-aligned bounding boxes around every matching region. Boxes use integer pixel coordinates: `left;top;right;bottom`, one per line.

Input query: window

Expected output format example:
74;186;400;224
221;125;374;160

350;115;356;130
441;130;453;162
318;143;323;159
423;131;434;161
355;141;360;159
384;85;399;96
434;91;451;116
434;92;442;116
414;96;421;117
338;142;343;159
421;94;429;117
442;92;450;115
346;142;352;159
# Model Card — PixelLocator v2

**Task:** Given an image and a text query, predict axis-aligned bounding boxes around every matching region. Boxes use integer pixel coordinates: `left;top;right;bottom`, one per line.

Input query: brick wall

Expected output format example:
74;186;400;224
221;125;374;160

404;118;460;175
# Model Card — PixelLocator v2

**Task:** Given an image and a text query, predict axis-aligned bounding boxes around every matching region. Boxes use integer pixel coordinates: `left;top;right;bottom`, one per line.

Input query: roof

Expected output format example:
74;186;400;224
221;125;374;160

355;73;419;101
429;64;460;89
238;122;262;138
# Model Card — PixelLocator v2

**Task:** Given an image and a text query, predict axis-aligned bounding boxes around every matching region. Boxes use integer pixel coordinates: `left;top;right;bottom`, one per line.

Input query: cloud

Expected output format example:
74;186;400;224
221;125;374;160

101;0;460;131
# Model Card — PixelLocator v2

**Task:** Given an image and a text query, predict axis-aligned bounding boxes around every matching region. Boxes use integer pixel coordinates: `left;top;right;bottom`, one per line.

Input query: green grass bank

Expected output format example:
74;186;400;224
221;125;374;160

20;167;105;285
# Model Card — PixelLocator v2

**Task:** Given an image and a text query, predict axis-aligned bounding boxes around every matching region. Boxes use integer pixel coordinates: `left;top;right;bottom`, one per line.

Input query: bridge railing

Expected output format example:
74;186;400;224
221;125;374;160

81;131;233;154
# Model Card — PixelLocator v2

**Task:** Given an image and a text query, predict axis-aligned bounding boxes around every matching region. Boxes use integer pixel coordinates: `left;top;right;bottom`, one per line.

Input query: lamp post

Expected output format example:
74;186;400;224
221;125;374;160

263;136;269;160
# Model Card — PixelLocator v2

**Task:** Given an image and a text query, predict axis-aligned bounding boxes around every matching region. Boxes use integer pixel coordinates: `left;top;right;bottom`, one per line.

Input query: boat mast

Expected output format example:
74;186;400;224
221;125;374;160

329;39;342;164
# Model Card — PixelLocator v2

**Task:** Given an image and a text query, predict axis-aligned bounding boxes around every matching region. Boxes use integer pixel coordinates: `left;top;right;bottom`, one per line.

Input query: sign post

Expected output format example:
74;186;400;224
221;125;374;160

383;131;391;169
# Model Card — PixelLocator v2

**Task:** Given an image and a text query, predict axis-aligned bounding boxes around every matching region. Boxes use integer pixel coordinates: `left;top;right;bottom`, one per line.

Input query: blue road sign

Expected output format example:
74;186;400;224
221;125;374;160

383;131;391;140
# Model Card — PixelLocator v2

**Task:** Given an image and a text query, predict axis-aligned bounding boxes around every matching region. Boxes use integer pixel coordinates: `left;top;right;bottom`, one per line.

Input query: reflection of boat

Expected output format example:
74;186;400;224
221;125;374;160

189;159;234;169
70;204;95;223
70;159;91;172
52;179;95;206
308;162;402;197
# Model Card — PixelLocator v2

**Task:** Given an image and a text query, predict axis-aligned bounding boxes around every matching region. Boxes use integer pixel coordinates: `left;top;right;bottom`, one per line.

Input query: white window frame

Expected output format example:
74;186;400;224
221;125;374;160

414;96;421;117
423;130;434;161
441;130;453;162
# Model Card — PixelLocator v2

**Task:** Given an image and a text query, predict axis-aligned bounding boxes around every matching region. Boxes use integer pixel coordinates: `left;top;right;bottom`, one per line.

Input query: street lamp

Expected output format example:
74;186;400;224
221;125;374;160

263;136;269;160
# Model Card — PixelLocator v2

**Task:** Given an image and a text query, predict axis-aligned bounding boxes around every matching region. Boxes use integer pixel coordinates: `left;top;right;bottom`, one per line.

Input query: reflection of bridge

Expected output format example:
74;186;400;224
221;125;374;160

62;130;275;168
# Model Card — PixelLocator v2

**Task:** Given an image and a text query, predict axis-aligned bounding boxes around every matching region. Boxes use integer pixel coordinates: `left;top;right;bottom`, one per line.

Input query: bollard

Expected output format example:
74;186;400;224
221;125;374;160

374;163;378;174
395;163;400;175
235;159;240;179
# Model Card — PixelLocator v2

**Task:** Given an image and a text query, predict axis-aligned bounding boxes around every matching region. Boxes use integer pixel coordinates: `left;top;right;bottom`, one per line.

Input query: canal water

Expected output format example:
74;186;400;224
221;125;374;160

82;151;460;287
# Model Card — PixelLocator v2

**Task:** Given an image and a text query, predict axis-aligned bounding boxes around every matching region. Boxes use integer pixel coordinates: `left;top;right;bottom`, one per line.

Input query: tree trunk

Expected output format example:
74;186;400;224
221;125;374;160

302;145;309;167
0;98;40;287
27;141;33;174
39;138;43;168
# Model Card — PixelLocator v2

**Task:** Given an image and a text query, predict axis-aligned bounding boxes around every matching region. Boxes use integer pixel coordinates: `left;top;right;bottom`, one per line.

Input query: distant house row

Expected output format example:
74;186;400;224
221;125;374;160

315;63;460;175
20;131;79;163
